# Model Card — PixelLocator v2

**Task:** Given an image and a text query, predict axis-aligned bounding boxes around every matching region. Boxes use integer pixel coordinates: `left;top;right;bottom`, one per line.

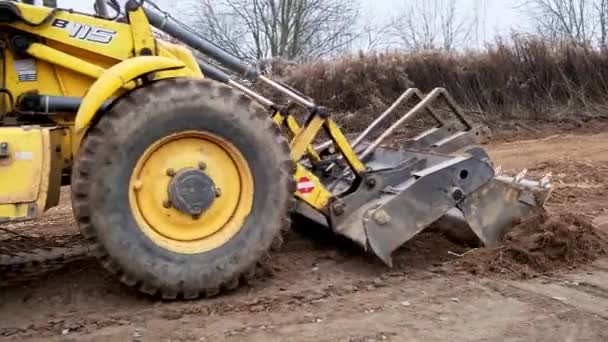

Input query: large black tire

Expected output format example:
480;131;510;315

71;78;295;299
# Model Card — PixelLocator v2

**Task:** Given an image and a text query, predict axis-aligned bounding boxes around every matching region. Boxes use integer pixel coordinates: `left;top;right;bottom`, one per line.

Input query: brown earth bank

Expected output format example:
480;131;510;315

1;125;608;341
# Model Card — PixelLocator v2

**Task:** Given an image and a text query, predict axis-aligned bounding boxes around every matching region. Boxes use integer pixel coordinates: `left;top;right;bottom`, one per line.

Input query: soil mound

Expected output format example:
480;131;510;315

458;210;608;278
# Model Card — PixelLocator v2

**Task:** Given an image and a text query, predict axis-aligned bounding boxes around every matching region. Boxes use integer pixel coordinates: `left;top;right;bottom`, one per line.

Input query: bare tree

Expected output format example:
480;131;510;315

188;0;359;62
520;0;597;44
596;0;608;47
389;0;478;52
357;16;394;52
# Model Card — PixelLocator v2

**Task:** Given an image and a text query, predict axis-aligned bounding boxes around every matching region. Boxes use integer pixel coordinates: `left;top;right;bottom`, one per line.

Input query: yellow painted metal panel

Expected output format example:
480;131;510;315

290;116;324;161
0;127;45;203
0;127;65;221
3;48;64;101
285;115;322;163
44;40;121;97
325;119;366;174
158;42;204;77
293;165;331;210
73;56;188;140
128;7;157;56
27;43;105;80
272;112;284;125
44;128;66;210
7;3;136;61
0;203;31;223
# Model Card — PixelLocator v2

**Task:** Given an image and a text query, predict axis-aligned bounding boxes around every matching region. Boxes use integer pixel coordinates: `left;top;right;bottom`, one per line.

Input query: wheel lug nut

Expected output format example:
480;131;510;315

198;162;207;170
215;187;222;197
166;168;176;177
191;206;202;220
163;200;172;208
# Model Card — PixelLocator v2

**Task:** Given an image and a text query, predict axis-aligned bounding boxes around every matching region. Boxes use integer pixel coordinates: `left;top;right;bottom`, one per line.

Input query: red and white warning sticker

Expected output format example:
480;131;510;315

297;176;315;194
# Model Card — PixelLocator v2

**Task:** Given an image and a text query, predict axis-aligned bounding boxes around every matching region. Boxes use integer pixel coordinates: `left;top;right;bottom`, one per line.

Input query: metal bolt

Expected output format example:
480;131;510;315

166;168;176;177
0;142;8;158
198;162;207;170
163;200;172;208
215;187;222;197
192;206;202;214
365;177;377;188
133;179;143;191
333;203;345;215
373;210;391;225
452;188;464;202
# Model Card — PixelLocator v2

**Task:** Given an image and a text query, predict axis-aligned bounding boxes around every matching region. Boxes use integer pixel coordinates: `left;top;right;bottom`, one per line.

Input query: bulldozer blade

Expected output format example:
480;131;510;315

361;155;496;266
328;146;553;266
322;87;553;266
360;170;551;266
456;175;552;246
434;173;553;246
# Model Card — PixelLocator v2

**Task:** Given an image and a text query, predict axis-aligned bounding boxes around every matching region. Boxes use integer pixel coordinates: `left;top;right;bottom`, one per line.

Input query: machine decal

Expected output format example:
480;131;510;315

14;59;37;82
14;152;33;160
297;176;315;194
51;19;116;44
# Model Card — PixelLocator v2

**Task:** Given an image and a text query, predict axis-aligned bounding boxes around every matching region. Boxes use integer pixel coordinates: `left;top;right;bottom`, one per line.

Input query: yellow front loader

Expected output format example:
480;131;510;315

0;0;552;299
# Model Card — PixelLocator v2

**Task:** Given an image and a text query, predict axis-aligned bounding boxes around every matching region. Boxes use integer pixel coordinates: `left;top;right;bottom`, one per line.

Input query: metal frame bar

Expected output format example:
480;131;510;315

351;88;444;149
359;88;473;159
314;87;474;176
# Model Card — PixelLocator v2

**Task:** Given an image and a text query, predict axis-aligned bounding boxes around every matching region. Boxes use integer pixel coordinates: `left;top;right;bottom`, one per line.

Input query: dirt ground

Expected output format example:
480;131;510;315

1;122;608;342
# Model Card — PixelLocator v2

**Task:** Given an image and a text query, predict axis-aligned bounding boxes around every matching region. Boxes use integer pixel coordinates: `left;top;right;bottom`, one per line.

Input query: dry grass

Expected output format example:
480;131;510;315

264;36;608;131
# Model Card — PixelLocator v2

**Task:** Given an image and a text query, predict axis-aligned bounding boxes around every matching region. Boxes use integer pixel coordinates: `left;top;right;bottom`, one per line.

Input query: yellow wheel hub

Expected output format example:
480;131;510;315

129;131;254;254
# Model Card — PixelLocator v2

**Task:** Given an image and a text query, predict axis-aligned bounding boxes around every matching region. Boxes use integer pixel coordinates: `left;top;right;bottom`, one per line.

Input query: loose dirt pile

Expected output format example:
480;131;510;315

458;210;608;279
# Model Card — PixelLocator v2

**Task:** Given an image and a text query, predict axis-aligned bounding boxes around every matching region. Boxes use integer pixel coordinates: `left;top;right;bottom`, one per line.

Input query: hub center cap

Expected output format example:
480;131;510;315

168;168;217;216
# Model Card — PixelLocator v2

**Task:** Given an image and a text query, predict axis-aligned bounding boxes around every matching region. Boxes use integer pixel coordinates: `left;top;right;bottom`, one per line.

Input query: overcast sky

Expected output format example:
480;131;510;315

53;0;528;47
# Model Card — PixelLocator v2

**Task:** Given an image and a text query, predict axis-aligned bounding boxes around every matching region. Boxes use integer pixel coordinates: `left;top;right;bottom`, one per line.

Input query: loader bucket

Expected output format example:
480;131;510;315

320;88;552;266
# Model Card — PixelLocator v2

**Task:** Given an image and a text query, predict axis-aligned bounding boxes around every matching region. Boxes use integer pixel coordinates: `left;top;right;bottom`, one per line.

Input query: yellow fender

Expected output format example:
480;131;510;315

73;56;189;147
